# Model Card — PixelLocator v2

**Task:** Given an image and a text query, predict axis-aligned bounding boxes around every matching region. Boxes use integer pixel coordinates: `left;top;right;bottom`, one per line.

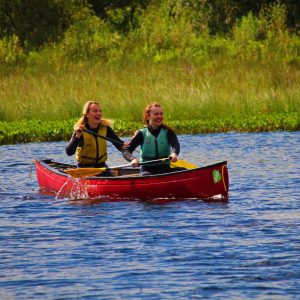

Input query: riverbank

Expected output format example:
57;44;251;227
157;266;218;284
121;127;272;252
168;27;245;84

1;2;299;146
1;113;299;145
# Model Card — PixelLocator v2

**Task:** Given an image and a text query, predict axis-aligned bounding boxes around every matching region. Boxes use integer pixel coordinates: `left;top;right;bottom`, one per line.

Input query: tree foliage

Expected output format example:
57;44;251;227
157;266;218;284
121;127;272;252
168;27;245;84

201;0;300;34
0;0;91;48
0;0;299;50
0;0;299;69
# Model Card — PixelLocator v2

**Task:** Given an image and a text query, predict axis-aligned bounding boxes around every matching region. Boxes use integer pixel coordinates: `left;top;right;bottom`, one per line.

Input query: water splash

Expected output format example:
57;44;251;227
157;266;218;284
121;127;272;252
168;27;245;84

56;176;89;200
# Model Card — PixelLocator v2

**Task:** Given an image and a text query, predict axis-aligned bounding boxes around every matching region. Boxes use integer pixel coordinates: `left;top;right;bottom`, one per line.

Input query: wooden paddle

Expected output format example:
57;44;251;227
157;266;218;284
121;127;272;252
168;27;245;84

65;158;171;178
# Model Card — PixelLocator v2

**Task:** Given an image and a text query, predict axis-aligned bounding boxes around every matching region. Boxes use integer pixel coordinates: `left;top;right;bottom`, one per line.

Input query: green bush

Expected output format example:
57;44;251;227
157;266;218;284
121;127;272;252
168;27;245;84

0;35;24;66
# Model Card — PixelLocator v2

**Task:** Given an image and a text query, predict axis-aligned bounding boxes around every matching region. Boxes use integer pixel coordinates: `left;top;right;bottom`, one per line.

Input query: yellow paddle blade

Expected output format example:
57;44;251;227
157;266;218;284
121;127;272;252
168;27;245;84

64;167;107;178
171;159;198;169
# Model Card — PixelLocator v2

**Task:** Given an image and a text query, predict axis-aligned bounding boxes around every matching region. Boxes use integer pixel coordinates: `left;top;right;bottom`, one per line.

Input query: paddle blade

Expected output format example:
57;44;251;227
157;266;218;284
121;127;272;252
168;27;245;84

64;167;106;178
171;159;198;169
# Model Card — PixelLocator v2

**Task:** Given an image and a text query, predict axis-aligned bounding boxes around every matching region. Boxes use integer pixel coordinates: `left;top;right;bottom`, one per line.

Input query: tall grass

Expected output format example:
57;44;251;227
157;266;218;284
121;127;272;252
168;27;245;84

0;2;299;124
1;59;299;122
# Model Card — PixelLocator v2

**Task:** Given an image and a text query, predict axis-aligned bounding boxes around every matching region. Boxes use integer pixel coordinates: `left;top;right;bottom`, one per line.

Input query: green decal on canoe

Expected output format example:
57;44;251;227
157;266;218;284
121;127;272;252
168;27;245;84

212;169;222;183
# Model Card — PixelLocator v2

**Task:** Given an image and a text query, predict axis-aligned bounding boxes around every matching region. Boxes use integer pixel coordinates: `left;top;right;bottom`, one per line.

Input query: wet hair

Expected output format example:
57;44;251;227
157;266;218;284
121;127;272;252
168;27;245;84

74;101;111;130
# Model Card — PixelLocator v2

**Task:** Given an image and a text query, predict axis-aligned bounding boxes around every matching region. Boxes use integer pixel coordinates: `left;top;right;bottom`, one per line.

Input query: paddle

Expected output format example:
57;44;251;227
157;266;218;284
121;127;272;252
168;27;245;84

65;157;171;178
83;129;124;145
171;159;198;169
83;128;198;170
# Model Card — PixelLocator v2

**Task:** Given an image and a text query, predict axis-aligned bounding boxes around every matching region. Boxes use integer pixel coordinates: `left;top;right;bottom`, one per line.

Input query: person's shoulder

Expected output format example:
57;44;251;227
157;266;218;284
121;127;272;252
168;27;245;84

140;127;154;137
132;128;144;137
105;125;115;133
101;119;113;127
127;129;143;143
162;124;174;132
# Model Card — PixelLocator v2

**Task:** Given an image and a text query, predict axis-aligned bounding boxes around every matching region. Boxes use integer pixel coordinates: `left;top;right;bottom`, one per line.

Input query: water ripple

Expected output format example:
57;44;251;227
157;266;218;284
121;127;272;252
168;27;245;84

0;132;299;299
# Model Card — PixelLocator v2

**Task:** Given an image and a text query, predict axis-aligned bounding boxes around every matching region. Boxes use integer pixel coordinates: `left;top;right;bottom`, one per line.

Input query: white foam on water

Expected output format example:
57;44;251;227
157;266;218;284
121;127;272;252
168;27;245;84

55;176;90;200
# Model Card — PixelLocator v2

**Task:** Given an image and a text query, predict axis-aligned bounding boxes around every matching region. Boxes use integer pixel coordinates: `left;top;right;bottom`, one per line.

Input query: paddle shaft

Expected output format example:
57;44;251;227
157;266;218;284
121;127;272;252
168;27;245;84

64;157;171;177
99;157;170;170
83;128;197;169
83;129;124;145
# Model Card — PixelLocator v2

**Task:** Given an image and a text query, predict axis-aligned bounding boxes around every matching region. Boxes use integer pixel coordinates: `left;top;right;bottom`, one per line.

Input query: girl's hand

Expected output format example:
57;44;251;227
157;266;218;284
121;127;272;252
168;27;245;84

122;141;130;150
130;158;139;168
75;125;85;138
169;153;178;163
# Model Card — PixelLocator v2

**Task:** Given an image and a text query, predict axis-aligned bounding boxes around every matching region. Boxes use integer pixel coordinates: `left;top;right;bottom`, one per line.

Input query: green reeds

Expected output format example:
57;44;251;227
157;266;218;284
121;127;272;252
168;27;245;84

1;60;299;122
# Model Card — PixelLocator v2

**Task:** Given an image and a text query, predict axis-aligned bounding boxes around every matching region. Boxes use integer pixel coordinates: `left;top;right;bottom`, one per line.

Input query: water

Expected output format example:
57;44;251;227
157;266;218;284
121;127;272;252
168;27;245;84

0;131;299;299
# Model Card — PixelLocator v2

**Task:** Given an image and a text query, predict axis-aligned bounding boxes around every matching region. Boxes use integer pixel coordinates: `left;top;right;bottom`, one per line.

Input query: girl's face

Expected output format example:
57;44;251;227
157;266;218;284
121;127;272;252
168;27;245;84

147;106;163;128
86;104;102;127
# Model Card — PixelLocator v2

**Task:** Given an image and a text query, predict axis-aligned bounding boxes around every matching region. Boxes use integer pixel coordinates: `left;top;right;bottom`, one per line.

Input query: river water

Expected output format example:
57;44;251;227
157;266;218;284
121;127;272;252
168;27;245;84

0;131;299;299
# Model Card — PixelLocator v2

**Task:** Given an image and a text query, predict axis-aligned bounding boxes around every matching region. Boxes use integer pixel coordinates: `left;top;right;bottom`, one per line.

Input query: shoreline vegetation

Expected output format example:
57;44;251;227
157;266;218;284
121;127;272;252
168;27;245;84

1;113;299;145
0;1;299;145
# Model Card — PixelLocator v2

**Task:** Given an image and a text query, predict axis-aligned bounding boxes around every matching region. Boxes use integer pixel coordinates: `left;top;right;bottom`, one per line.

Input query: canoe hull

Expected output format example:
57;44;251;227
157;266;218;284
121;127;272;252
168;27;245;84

35;159;229;200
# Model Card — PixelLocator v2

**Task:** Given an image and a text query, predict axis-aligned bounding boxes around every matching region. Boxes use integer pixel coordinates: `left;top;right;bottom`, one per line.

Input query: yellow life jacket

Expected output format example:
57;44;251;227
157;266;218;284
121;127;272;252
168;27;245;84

75;126;107;164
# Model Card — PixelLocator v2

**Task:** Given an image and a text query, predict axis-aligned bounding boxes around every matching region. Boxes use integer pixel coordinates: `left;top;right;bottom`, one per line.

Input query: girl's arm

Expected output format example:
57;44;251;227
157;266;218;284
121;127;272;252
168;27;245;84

122;130;143;162
65;132;82;156
107;126;125;151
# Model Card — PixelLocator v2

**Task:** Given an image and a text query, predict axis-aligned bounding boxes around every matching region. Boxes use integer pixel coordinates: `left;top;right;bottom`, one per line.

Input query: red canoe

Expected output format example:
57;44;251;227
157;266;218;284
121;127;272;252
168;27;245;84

35;159;229;201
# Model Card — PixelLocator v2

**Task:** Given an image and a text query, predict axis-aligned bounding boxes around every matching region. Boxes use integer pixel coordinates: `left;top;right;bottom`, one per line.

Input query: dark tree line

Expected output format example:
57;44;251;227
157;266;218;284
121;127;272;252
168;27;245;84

0;0;299;49
201;0;299;34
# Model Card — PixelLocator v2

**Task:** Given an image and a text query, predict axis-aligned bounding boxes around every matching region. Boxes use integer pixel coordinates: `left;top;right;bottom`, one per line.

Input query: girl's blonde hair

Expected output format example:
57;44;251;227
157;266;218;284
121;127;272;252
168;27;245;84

74;101;112;130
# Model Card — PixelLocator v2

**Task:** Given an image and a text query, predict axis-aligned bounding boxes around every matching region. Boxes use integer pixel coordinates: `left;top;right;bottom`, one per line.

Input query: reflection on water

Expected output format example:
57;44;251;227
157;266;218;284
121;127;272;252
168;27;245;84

0;131;299;299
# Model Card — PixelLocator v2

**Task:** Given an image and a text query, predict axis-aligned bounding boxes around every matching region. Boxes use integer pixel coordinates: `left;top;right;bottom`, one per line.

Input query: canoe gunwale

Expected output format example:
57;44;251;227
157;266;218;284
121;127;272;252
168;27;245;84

36;158;228;180
35;159;229;200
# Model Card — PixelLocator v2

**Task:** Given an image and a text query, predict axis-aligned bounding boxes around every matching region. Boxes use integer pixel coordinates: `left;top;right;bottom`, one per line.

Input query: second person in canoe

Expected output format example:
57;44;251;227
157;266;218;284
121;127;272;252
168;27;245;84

122;102;186;175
